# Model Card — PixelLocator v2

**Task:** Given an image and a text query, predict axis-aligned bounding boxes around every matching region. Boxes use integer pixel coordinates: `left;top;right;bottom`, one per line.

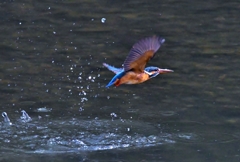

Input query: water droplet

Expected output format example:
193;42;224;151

81;97;88;102
110;112;117;118
110;112;117;121
79;107;84;112
101;18;106;23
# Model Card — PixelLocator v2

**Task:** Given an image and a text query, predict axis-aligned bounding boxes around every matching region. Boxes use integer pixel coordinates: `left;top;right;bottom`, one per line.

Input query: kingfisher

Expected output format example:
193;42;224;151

103;35;173;87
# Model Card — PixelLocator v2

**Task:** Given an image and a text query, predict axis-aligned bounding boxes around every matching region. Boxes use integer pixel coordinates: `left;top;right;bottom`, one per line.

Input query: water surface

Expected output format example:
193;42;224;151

1;0;240;161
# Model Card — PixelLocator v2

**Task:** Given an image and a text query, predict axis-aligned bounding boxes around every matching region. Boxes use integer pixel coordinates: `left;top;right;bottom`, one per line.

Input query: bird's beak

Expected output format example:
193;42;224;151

158;68;174;74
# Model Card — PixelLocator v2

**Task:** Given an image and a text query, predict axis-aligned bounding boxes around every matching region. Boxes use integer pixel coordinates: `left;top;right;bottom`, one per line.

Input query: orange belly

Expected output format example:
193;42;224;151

114;72;149;86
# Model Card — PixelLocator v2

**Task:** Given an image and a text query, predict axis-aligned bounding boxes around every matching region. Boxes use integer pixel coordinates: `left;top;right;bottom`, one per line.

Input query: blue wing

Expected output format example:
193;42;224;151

106;71;126;87
123;36;165;73
103;63;123;74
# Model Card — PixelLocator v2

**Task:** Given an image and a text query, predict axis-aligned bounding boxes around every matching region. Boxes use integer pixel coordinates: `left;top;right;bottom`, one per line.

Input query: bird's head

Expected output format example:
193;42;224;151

145;66;173;78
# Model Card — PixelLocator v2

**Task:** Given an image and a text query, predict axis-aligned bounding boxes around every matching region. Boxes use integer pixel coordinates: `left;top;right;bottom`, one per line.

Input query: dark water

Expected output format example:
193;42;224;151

1;0;240;161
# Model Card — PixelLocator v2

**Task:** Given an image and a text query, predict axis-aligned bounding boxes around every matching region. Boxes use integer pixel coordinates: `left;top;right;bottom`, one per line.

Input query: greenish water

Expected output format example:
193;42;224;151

0;0;240;161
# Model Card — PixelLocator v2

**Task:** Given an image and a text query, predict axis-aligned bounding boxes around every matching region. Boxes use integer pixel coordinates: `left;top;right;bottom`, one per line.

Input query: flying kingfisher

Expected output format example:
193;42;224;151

103;36;173;87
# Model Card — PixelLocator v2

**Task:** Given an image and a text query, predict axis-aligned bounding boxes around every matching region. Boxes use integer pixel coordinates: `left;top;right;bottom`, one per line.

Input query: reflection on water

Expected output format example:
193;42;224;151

1;0;240;161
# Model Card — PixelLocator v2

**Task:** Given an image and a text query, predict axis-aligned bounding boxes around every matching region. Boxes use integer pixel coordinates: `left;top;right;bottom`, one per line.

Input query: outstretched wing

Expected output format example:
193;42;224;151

123;36;165;73
103;63;123;74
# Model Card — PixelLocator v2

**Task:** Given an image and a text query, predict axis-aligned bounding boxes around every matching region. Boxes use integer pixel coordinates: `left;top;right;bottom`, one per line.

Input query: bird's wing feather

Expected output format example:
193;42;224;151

106;71;126;87
123;36;165;73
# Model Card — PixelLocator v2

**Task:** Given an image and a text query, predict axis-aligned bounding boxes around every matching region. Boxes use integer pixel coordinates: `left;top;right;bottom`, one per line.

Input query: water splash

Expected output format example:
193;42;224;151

2;112;12;125
110;112;117;121
36;107;52;112
20;110;32;122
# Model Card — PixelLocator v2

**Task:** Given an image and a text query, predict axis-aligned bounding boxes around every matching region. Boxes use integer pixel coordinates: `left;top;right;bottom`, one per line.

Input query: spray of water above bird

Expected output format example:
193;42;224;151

103;36;173;87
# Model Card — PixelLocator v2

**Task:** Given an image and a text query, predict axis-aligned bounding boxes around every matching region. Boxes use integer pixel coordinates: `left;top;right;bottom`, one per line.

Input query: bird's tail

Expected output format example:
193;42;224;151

103;63;123;74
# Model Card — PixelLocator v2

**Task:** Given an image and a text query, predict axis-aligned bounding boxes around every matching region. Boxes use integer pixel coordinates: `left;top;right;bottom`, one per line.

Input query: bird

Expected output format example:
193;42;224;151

103;35;173;87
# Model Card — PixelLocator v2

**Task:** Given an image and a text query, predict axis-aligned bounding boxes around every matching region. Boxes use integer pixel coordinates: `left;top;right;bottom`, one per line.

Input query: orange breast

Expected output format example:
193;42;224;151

114;72;149;86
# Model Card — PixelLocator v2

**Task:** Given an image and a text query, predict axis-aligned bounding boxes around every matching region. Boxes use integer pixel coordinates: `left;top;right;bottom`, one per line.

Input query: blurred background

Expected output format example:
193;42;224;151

0;0;240;161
